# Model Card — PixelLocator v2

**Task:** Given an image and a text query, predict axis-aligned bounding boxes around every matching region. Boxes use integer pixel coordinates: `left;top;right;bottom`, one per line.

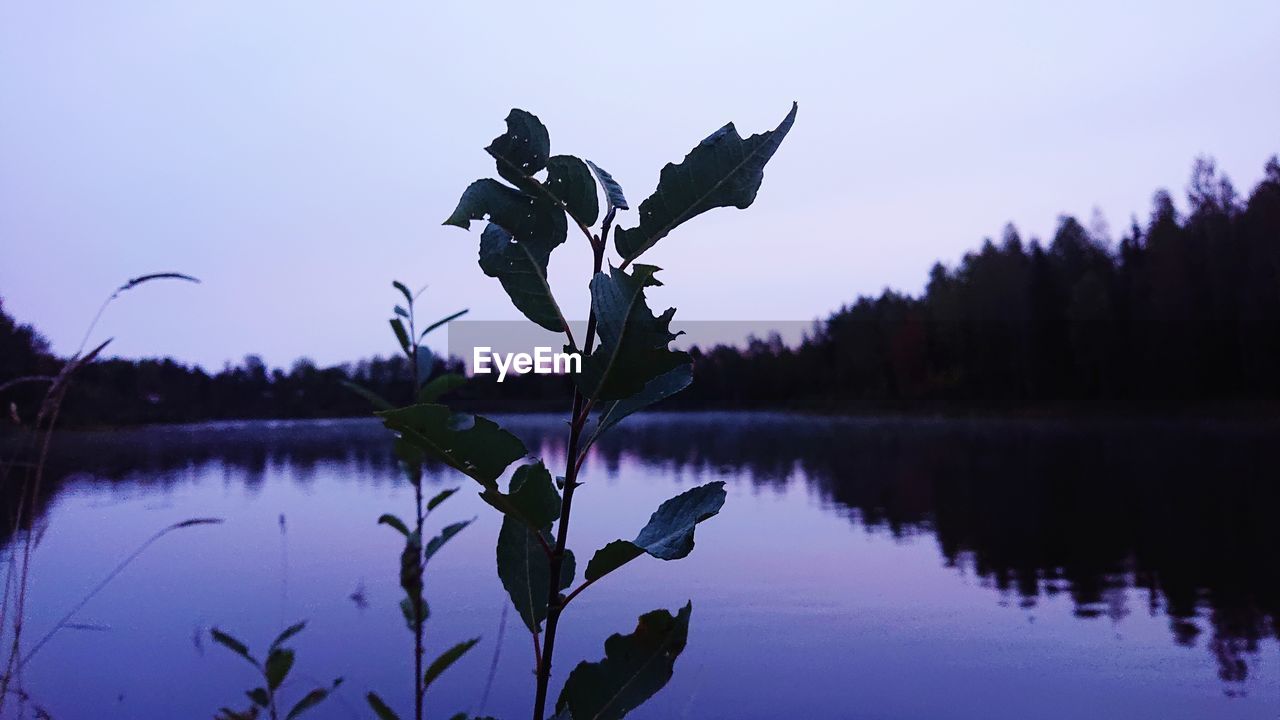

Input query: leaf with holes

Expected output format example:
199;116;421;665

575;265;688;401
615;103;796;264
479;223;566;332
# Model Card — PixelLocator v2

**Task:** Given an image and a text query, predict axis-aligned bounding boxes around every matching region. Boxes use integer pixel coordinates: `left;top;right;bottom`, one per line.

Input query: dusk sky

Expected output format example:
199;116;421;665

2;1;1278;370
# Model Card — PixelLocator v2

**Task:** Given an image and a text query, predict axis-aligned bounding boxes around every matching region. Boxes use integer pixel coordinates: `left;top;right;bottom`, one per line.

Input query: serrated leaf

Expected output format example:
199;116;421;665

426;487;459;512
284;678;342;720
586;160;628;214
546;155;599;226
378;514;410;537
424;520;472;563
555;604;692;720
423;637;480;689
211;628;257;667
615;103;797;264
271;621;307;650
378;404;527;489
480;462;561;530
391;318;412;356
366;692;402;720
265;648;295;690
496;516;574;633
584;481;726;583
479;223;566;332
419;373;466;403
587;364;693;449
576;265;688;401
486;109;550;189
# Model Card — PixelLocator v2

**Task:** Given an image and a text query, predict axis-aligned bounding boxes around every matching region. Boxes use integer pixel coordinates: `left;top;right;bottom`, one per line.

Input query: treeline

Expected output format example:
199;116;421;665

676;156;1280;413
3;156;1278;425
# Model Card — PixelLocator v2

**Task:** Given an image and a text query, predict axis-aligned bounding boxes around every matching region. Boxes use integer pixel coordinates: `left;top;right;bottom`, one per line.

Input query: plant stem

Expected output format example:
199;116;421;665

409;300;427;720
532;231;607;720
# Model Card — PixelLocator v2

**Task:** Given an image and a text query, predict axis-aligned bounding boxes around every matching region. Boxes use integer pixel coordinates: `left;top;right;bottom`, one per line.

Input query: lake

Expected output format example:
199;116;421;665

9;413;1280;719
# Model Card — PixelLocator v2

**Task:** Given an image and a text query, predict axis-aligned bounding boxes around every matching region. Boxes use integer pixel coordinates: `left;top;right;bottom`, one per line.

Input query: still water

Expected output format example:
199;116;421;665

12;413;1280;719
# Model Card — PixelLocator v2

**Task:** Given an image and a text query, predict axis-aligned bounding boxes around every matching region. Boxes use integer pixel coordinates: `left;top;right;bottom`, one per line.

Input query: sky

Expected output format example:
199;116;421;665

2;0;1278;370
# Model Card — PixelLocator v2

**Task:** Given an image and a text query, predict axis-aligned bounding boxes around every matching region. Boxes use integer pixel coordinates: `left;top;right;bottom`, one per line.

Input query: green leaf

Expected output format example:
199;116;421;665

393;437;425;470
391;318;412;356
426;487;459;512
265;648;295;690
399;596;423;631
366;692;402;720
555;604;692;720
496;516;574;633
421;309;469;339
424;520;472;563
444;179;567;250
271;621;307;650
614;103;797;264
210;628;257;667
423;637;481;689
415;345;434;384
582;540;643;584
479;223;566;332
480;462;561;530
546;155;599;226
444;112;569;333
394;305;409;318
576;265;689;401
378;513;410;537
485;109;550;189
378;404;528;489
340;380;393;411
587;364;693;448
419;373;466;403
632;481;726;559
285;678;342;720
392;281;413;305
586;160;628;214
247;688;270;708
584;481;726;583
400;529;423;593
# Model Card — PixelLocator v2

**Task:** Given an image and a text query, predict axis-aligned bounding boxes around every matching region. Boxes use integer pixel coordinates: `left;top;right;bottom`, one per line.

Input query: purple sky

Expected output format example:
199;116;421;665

2;1;1278;370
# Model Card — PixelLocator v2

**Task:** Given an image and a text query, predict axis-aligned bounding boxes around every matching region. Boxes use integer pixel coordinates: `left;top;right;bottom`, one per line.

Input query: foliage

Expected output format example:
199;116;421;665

0;273;200;717
210;622;342;720
379;104;795;720
358;284;479;720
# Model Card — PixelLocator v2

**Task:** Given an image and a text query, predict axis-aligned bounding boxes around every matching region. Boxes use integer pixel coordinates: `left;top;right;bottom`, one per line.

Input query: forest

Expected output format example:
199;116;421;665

4;155;1278;426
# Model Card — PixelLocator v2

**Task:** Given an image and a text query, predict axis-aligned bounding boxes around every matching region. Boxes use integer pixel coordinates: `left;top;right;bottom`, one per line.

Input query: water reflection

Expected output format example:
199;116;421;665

14;413;1280;697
